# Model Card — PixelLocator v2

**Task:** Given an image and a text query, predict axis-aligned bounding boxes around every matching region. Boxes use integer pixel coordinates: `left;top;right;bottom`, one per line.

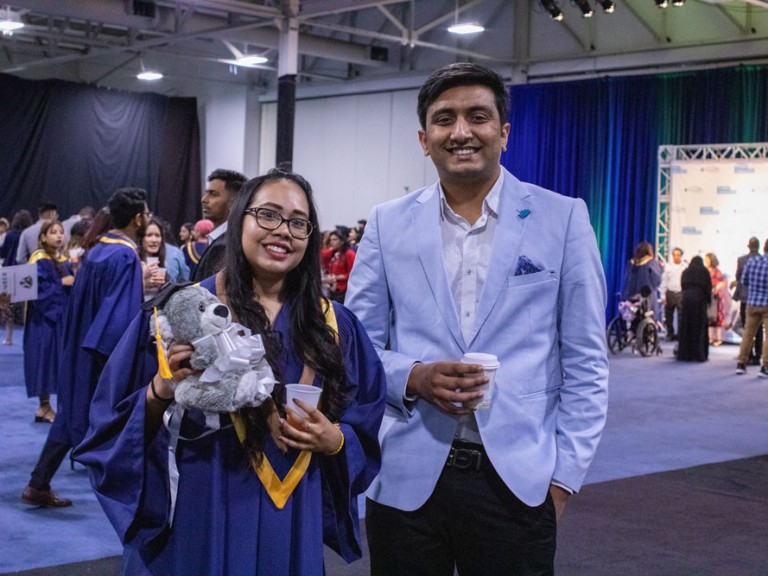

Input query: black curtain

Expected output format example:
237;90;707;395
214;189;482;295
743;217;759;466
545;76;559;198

0;73;200;231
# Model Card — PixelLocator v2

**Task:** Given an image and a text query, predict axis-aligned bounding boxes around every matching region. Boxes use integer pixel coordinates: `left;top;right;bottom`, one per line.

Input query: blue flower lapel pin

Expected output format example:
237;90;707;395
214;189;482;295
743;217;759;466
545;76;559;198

518;208;531;219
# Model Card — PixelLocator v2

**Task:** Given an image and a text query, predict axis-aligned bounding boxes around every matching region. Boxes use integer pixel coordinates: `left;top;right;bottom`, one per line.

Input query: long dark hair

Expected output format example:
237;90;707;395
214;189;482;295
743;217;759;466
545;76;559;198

224;168;348;463
38;220;65;275
137;218;167;267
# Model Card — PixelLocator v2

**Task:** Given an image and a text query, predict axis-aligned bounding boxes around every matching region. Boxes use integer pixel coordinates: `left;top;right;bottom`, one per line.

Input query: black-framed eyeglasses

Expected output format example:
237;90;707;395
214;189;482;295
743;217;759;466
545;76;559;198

244;207;314;239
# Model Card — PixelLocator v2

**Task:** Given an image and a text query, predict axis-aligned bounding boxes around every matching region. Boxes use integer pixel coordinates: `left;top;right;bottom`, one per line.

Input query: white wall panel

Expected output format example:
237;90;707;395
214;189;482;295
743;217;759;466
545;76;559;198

259;89;439;231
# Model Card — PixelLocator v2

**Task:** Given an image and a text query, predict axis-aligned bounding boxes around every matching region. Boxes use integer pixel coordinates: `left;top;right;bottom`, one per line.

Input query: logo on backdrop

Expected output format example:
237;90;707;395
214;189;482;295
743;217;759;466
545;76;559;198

734;165;754;174
671;165;687;174
682;226;703;235
700;166;720;173
684;186;703;193
699;206;720;215
716;185;737;194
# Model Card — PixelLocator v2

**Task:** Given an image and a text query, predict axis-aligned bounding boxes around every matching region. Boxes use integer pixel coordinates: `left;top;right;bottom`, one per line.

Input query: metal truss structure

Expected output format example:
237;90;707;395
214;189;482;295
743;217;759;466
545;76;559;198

655;143;768;261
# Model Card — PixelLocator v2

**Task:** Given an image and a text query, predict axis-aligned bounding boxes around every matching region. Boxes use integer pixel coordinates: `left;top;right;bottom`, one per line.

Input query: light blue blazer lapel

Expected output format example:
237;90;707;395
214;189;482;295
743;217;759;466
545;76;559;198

413;185;466;351
469;171;532;346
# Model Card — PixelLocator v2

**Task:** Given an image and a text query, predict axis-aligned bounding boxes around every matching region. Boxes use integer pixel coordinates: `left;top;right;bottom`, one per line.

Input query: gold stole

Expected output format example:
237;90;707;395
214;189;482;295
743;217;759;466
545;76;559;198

98;235;138;252
215;272;339;509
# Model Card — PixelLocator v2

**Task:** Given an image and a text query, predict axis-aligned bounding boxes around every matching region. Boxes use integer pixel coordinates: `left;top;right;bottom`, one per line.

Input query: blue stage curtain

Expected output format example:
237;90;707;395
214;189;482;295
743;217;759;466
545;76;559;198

502;65;768;319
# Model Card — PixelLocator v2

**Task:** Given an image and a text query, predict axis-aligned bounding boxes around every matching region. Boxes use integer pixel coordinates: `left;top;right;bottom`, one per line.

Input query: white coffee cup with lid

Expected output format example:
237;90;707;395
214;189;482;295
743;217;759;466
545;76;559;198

460;352;500;410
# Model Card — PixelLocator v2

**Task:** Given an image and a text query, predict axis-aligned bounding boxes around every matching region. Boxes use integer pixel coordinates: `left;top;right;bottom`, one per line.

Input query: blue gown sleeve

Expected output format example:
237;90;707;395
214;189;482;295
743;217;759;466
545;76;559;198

34;260;65;323
82;247;144;358
73;312;170;547
320;302;386;562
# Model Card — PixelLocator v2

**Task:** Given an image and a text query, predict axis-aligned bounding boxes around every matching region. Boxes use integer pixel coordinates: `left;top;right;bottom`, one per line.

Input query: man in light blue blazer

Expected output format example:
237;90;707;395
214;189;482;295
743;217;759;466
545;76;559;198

346;63;609;575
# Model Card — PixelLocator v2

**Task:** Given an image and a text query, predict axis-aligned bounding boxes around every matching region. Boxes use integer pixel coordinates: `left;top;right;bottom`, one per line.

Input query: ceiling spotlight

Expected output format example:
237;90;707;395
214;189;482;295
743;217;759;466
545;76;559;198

448;1;484;35
447;22;484;34
0;6;24;35
236;54;268;67
597;0;615;12
137;70;163;81
541;0;564;20
654;0;669;7
672;0;685;5
574;0;594;17
136;57;163;81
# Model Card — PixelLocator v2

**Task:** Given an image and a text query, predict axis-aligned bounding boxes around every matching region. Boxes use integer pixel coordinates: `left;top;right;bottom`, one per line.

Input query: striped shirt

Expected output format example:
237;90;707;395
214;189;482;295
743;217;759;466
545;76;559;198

742;254;768;307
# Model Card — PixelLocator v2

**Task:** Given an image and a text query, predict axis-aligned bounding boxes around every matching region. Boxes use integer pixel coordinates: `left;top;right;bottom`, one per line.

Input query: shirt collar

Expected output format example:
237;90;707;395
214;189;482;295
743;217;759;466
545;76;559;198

208;222;227;241
438;170;503;223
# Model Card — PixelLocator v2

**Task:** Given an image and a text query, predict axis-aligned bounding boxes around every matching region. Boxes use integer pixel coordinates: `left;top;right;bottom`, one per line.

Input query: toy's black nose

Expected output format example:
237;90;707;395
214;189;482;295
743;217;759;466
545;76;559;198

213;305;229;318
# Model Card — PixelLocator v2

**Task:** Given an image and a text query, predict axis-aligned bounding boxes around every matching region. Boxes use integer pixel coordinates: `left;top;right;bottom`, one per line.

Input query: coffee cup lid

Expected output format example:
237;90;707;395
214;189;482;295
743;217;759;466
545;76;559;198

461;352;500;368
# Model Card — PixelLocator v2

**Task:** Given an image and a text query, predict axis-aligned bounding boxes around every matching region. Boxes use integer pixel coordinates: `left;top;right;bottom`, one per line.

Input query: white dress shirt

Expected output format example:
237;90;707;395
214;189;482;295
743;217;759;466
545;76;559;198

439;171;503;444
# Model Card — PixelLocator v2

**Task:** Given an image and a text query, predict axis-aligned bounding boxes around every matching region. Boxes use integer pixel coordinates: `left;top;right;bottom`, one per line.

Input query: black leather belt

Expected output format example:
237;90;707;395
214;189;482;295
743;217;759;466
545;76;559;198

445;442;485;471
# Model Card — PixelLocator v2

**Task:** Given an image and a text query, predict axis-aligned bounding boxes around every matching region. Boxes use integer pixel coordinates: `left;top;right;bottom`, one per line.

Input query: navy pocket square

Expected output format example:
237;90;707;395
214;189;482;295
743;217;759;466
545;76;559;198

514;255;543;276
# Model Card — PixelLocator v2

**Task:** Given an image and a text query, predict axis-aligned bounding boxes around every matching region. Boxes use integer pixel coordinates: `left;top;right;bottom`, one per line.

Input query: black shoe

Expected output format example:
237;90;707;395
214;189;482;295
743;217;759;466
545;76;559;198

747;357;761;366
736;363;746;375
760;366;768;379
21;486;72;508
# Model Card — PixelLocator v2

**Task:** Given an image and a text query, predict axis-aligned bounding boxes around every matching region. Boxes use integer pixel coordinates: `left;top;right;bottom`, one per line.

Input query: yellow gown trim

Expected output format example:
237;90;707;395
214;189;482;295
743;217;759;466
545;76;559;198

230;298;338;510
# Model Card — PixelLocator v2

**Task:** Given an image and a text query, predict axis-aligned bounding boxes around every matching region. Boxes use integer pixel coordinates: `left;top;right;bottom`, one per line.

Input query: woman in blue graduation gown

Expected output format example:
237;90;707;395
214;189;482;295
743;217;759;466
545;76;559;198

24;220;74;423
75;169;386;576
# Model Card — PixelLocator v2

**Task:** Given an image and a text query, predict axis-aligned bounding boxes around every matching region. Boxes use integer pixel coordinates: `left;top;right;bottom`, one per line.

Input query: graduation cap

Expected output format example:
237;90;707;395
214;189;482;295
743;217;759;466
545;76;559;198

142;281;195;311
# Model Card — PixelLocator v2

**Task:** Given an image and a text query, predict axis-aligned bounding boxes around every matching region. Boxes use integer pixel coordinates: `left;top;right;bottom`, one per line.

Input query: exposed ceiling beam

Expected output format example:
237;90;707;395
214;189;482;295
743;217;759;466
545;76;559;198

299;0;405;19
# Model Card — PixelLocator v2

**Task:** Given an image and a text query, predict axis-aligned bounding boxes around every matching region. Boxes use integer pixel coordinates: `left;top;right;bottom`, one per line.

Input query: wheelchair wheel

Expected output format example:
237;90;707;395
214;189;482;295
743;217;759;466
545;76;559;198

606;316;627;355
635;318;658;357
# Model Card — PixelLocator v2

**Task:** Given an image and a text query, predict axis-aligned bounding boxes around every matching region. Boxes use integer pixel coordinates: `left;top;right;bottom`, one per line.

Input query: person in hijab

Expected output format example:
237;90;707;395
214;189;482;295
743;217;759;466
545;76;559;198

676;255;712;362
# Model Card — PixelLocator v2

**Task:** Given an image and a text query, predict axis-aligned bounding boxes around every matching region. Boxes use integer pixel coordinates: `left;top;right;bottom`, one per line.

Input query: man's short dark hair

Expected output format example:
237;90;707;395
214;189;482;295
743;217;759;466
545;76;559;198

109;188;147;229
38;202;58;217
672;247;683;255
207;169;247;195
417;63;509;130
748;237;760;251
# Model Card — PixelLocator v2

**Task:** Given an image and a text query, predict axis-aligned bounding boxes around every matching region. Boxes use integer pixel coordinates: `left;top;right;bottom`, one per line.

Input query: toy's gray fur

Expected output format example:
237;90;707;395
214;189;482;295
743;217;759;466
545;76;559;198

151;285;274;413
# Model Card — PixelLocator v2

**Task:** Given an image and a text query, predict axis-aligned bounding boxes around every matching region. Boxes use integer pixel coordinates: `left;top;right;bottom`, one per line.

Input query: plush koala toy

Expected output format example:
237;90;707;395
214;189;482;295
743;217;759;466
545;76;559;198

151;284;276;413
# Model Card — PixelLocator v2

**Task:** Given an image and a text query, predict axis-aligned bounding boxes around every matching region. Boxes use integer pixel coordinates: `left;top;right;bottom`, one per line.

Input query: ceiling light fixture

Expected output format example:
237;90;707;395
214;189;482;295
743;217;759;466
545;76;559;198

654;0;669;7
136;57;163;81
597;0;616;13
236;54;268;67
137;71;163;81
0;6;24;35
672;0;685;5
447;0;484;35
574;0;594;17
540;0;564;20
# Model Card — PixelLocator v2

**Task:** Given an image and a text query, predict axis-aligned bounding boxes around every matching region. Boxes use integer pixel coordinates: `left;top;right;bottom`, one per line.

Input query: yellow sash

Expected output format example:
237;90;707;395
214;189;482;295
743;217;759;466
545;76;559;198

99;234;138;252
29;249;66;264
218;273;338;509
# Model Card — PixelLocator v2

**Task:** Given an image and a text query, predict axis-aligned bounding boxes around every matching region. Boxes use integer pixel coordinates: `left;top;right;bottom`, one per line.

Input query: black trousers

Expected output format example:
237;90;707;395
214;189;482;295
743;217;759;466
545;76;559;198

366;447;556;576
29;438;71;491
740;301;764;360
665;290;683;338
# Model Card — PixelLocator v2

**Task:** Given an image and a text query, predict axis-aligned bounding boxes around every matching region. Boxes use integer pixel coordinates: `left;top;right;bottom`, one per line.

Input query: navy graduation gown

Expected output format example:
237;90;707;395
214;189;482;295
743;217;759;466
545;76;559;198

23;252;72;397
74;286;385;576
49;233;144;447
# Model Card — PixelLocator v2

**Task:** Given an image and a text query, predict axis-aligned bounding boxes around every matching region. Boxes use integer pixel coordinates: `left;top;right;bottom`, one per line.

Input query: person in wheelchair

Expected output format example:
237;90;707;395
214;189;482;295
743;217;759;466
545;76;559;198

610;285;661;357
622;241;662;322
622;285;655;333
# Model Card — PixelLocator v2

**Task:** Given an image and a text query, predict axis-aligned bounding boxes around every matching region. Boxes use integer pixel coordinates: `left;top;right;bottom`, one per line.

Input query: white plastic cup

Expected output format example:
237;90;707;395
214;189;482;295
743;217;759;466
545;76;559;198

285;384;322;420
146;256;159;266
154;267;167;282
460;352;500;410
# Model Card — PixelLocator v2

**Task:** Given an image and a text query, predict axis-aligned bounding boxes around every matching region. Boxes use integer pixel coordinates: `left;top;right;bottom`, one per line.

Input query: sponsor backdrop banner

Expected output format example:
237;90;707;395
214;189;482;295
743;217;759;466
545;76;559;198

670;160;768;279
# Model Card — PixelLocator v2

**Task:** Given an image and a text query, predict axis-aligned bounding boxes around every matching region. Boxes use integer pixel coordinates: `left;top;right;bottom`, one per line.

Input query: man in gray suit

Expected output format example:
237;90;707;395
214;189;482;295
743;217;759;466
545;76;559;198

347;63;608;575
